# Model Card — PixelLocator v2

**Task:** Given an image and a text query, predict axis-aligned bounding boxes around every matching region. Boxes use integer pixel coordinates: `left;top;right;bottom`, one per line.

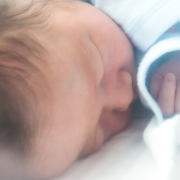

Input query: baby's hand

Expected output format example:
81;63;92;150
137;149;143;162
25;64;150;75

150;56;180;117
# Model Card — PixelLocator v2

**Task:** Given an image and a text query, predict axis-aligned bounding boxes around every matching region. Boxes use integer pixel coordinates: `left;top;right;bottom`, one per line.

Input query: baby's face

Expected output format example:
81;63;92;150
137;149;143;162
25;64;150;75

24;1;137;179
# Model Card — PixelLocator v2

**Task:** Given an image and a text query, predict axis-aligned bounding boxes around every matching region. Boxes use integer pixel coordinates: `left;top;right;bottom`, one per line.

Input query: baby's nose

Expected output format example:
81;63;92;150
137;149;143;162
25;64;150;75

104;70;133;112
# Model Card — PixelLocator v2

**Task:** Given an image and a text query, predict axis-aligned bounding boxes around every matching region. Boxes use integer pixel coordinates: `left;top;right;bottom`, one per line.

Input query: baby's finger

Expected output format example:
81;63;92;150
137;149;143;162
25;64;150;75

175;81;180;113
157;73;176;117
150;73;163;100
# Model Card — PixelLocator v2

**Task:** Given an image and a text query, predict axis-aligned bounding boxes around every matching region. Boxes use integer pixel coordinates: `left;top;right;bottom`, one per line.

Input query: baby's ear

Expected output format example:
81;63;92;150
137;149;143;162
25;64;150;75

103;70;133;112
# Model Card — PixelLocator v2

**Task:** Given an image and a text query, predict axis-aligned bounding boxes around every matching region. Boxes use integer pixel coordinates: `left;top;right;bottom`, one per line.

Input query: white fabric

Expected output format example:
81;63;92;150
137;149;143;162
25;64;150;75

91;0;180;51
144;115;180;180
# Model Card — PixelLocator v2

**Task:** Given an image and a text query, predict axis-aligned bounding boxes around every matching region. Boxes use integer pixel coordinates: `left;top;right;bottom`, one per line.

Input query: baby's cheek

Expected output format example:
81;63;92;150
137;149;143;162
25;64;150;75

79;124;104;157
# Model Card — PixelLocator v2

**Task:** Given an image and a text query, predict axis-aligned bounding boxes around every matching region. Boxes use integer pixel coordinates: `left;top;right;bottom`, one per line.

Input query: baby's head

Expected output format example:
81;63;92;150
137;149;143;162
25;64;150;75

0;0;137;179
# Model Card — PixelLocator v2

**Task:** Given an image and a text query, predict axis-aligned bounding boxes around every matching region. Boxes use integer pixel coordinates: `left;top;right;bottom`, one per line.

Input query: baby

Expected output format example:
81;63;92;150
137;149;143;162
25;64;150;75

0;0;179;180
0;1;137;179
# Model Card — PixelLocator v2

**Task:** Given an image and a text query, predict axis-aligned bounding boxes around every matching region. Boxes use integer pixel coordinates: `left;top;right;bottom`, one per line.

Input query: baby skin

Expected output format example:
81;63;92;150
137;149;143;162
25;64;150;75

0;1;179;180
2;1;137;179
